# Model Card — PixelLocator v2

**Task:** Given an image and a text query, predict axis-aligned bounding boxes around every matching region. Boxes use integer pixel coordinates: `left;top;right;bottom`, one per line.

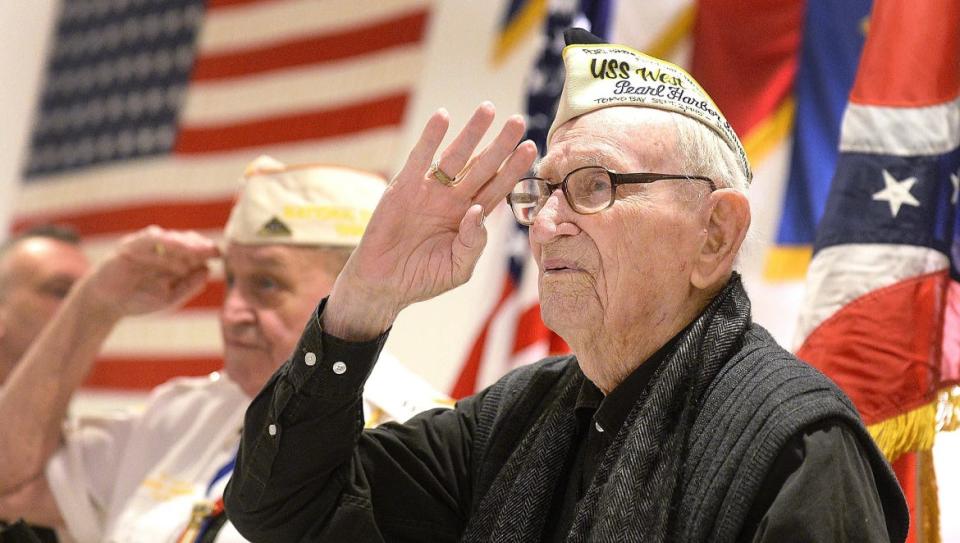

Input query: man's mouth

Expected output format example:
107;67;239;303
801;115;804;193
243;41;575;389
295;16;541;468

541;258;581;273
223;338;263;350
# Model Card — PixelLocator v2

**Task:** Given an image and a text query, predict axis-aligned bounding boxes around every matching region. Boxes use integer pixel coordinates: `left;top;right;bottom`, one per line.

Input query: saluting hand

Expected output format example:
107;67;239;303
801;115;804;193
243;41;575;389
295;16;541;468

78;226;220;321
324;102;537;340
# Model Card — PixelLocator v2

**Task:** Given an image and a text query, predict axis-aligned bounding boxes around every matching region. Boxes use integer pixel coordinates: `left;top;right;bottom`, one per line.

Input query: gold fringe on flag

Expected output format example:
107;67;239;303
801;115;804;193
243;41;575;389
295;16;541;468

867;402;937;462
865;389;958;543
866;387;959;462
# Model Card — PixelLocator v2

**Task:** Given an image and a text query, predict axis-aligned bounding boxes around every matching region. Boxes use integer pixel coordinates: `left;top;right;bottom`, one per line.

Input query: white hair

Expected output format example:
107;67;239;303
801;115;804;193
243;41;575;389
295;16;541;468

670;114;756;268
671;114;750;194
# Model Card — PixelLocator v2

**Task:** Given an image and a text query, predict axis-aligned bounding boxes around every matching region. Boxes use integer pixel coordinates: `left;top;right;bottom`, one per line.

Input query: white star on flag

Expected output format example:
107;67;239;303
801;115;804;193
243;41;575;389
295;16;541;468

951;170;959;205
872;169;920;217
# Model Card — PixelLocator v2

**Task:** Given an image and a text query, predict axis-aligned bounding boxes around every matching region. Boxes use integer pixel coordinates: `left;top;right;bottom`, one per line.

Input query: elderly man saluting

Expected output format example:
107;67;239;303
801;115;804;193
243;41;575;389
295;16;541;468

225;30;909;542
0;158;447;542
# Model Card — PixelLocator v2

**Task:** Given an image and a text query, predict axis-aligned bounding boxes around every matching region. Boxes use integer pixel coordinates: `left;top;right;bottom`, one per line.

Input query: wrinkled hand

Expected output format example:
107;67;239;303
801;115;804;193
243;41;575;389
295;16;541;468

325;102;537;339
79;226;220;321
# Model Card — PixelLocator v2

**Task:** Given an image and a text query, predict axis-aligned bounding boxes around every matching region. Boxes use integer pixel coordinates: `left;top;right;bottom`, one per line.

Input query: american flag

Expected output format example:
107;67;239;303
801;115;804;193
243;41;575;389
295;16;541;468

450;0;612;399
14;0;431;390
794;1;960;540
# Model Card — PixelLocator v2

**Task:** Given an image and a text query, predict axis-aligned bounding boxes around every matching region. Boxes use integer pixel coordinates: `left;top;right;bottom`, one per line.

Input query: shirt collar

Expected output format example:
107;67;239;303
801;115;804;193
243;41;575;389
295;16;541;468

574;325;688;434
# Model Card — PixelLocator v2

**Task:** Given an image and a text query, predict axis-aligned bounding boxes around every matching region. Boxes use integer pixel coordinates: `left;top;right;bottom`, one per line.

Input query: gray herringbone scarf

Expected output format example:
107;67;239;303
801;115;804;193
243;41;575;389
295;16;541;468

461;277;750;543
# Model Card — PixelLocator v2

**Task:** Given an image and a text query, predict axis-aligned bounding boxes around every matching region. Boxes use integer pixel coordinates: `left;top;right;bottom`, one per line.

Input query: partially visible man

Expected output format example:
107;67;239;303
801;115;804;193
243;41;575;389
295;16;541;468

0;157;448;542
0;225;88;543
225;30;909;542
0;225;89;384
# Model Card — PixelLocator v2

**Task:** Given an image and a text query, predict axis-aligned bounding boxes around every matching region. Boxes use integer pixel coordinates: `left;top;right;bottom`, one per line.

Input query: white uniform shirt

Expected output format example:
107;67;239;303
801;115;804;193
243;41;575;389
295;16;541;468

46;353;449;543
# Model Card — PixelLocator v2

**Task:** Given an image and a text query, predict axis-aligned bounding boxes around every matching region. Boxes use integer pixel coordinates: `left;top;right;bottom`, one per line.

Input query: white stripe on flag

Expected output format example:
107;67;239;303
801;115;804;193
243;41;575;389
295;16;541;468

17;129;400;216
794;243;948;349
840;96;960;156
181;46;423;125
103;311;223;357
198;0;427;54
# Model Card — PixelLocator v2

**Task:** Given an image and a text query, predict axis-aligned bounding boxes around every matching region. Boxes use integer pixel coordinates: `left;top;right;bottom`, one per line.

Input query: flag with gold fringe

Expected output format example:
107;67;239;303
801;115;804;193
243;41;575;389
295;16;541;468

794;1;960;541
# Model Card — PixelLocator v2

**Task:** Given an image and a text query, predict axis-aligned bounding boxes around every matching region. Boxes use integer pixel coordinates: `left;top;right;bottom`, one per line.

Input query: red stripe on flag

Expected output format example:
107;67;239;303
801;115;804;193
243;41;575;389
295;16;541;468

183;280;225;310
11;198;235;238
190;10;429;81
451;276;514;400
174;93;409;153
892;453;918;543
513;303;568;354
513;303;547;352
796;270;948;424
850;0;960;107
85;356;224;390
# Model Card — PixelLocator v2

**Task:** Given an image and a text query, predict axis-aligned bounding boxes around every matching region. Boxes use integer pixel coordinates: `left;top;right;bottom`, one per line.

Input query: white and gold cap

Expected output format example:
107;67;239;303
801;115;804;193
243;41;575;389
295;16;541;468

548;31;752;183
224;156;386;247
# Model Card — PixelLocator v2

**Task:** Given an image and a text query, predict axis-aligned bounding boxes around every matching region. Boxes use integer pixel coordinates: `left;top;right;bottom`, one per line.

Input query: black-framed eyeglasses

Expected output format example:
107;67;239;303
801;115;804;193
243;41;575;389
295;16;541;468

506;166;716;225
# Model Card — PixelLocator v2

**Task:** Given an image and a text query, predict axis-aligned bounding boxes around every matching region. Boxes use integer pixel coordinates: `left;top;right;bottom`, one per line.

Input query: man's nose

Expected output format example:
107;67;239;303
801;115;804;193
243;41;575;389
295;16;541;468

529;188;579;244
221;286;256;325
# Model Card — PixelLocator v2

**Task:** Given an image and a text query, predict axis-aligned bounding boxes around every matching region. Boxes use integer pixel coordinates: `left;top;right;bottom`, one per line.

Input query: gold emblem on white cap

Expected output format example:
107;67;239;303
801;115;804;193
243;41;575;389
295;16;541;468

255;217;293;237
548;44;752;183
224;156;386;247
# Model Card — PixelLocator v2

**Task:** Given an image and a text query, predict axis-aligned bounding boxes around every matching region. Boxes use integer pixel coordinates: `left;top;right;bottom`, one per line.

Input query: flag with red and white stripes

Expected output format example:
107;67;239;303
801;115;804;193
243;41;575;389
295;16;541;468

794;1;960;540
448;0;618;399
14;0;431;390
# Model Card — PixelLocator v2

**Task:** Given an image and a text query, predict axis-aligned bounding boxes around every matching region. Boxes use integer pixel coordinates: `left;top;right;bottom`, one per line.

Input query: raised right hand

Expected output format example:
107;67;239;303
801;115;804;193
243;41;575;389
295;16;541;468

78;226;220;321
324;103;537;339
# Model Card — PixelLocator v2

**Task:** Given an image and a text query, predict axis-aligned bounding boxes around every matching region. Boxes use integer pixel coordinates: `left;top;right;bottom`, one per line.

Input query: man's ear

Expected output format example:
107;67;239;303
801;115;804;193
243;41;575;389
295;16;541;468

691;189;751;290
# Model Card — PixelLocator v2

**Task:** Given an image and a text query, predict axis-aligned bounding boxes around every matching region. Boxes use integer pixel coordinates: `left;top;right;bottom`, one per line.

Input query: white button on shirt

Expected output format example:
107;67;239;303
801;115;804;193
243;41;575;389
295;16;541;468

332;361;347;375
45;352;450;543
304;352;317;366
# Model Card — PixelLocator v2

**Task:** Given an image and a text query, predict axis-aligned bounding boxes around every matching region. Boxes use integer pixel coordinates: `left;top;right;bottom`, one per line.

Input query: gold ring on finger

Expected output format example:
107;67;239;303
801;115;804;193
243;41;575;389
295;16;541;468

429;161;458;187
154;243;166;257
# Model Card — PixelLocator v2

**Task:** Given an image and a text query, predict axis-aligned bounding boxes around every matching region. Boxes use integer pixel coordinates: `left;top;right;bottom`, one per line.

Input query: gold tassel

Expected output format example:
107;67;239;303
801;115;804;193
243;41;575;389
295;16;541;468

918;449;941;543
864;387;957;543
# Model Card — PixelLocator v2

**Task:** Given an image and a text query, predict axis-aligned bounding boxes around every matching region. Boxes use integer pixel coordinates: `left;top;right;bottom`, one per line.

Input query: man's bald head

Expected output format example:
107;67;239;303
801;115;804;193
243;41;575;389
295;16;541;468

0;226;90;381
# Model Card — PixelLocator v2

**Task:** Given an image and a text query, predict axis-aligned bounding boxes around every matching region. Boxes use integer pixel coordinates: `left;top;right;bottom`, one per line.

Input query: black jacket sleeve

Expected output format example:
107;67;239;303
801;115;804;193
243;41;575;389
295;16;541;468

745;420;894;542
223;299;483;542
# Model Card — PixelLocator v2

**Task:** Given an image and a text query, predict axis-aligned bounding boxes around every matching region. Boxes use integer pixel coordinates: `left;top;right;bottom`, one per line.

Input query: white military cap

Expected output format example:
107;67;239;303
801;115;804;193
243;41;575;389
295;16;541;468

224;155;386;247
548;29;752;183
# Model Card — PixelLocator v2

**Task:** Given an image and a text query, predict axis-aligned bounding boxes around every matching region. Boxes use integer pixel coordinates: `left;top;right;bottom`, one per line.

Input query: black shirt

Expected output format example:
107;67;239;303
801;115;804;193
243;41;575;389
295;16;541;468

225;302;892;542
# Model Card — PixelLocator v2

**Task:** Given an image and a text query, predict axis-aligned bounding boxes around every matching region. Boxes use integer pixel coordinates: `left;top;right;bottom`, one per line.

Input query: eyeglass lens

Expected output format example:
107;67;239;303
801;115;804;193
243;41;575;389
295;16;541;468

509;167;614;224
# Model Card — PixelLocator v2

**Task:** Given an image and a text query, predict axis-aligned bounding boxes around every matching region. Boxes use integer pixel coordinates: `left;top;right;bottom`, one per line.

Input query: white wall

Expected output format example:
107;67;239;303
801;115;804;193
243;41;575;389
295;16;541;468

0;0;59;236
